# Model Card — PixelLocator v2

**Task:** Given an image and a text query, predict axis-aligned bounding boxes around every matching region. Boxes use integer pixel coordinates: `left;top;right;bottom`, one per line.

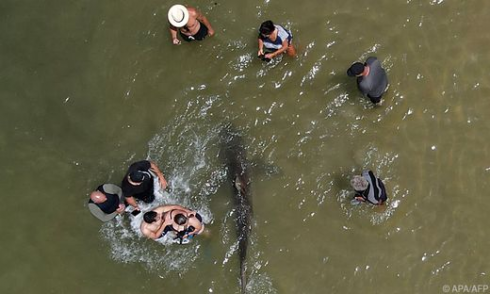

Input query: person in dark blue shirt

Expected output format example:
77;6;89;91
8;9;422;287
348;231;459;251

88;184;126;222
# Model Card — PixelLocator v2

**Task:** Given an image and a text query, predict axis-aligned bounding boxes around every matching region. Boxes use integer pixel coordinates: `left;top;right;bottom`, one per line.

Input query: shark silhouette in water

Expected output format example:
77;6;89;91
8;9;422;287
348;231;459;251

220;124;253;294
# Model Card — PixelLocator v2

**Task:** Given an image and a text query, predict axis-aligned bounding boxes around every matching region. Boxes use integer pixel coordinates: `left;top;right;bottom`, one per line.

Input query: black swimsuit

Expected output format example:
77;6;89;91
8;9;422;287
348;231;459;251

161;211;203;237
180;22;208;42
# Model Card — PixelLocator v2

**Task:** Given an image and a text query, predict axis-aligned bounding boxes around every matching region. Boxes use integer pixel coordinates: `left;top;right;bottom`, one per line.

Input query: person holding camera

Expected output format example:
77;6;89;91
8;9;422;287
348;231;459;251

257;20;296;62
161;206;204;244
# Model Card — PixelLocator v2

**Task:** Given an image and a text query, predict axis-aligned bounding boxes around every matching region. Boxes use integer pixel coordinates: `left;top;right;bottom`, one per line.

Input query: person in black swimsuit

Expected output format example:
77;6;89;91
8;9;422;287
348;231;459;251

161;208;204;243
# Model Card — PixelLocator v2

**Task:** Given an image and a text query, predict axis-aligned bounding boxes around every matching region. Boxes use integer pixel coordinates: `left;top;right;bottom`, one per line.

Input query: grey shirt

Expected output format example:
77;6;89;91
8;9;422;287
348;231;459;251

359;170;387;205
357;57;388;102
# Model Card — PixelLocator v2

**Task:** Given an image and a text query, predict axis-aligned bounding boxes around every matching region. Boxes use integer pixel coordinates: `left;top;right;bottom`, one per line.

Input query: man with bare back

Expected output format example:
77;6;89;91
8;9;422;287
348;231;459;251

140;204;205;243
168;4;215;45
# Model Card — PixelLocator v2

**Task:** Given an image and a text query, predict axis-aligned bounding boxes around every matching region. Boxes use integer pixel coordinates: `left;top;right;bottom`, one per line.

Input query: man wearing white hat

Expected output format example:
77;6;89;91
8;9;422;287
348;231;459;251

168;4;215;45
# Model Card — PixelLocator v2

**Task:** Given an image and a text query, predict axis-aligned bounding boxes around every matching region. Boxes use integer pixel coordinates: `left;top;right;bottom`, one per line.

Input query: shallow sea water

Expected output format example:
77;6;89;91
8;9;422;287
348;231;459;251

1;0;490;293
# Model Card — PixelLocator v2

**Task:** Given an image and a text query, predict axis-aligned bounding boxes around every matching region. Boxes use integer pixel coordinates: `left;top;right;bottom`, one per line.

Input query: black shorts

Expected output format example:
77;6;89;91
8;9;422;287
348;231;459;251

135;192;154;203
367;94;382;104
180;22;208;42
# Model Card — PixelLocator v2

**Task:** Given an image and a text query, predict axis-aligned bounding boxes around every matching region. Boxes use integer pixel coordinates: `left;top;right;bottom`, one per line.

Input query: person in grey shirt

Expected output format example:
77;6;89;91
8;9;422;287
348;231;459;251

347;57;388;104
350;170;387;205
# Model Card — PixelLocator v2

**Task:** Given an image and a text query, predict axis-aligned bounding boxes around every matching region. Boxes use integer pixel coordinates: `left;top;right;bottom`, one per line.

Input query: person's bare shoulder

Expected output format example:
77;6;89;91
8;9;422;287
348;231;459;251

186;6;199;17
140;223;148;235
189;217;202;227
154;206;167;214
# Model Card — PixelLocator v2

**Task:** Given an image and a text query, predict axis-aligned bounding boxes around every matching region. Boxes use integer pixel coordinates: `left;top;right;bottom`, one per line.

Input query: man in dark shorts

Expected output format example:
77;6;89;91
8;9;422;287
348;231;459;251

121;160;168;211
168;4;215;45
347;56;388;104
350;170;387;205
87;184;126;222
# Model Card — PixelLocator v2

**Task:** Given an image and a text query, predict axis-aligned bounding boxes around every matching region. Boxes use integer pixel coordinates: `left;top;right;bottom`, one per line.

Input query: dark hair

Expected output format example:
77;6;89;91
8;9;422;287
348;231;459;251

143;211;157;223
129;170;151;183
347;62;365;77
174;213;188;225
259;20;275;35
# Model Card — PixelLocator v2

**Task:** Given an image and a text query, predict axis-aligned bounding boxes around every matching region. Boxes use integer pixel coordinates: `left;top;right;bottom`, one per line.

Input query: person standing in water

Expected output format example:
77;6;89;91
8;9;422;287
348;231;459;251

347;56;388;104
257;20;296;62
168;4;215;45
121;160;167;211
350;170;387;205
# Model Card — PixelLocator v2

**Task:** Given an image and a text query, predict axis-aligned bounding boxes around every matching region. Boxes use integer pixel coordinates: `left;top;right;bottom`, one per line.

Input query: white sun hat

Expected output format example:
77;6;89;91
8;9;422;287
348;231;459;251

168;4;189;28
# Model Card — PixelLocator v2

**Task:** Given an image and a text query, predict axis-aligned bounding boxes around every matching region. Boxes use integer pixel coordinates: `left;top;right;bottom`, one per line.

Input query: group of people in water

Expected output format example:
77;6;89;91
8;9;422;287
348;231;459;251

87;4;391;242
167;4;388;104
166;4;390;200
167;4;296;62
87;164;386;244
88;160;205;244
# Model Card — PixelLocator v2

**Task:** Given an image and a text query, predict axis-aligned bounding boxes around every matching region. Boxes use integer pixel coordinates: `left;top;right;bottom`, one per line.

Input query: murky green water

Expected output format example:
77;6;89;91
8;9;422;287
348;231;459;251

1;0;490;293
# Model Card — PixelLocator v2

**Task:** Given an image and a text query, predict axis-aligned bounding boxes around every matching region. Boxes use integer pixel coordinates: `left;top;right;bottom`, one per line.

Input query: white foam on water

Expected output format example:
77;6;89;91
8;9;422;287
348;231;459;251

100;183;204;274
100;116;226;275
245;271;278;294
101;100;277;292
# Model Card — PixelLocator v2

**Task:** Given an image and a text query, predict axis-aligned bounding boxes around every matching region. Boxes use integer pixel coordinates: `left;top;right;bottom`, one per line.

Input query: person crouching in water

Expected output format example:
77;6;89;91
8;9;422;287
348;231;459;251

140;205;204;244
350;170;387;205
257;20;296;62
87;184;126;222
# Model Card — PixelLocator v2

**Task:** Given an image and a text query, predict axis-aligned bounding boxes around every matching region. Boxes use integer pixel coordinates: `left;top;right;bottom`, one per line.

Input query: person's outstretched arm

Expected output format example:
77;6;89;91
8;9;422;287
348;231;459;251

126;196;139;210
150;161;168;189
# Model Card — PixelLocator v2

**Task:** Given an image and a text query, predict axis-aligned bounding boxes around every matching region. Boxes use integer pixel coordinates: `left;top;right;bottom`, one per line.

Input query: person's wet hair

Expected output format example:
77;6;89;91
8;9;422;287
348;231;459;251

174;213;188;225
143;211;157;223
259;20;275;35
